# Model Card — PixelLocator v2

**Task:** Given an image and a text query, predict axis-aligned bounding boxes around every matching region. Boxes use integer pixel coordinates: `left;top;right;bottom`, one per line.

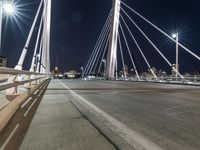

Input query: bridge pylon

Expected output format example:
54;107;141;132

106;0;121;80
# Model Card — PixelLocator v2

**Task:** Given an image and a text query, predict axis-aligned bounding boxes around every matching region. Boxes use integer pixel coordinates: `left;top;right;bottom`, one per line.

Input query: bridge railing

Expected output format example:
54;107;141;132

0;67;51;133
84;74;200;85
0;67;49;93
119;75;200;85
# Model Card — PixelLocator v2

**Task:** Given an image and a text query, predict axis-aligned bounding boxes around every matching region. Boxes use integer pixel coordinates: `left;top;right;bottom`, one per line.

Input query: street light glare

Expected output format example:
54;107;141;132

172;33;178;38
3;3;15;14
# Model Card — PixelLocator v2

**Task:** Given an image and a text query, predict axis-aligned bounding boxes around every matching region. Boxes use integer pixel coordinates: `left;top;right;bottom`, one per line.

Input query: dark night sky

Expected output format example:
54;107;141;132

1;0;200;73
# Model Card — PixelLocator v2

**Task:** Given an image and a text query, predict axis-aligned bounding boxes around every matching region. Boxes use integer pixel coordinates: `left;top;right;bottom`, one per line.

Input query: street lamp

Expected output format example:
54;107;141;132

0;1;15;53
80;67;84;79
35;54;40;71
102;59;106;77
3;2;15;14
172;33;179;78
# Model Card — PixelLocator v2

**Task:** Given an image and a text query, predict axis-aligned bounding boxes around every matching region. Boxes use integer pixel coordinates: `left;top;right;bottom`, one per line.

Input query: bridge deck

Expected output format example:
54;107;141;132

0;80;115;150
1;79;200;150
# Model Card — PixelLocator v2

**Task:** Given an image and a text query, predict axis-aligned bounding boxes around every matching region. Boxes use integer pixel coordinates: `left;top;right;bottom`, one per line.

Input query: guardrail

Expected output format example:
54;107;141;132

0;67;51;133
84;75;200;85
0;67;49;94
119;75;200;85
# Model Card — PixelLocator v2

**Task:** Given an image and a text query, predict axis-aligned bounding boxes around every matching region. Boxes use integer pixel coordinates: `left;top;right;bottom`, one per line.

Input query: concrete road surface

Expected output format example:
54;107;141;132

1;79;200;150
47;79;200;150
0;80;116;150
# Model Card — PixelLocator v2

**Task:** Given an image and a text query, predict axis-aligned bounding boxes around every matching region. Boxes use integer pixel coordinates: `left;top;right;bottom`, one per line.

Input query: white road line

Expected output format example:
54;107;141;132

24;98;38;117
0;124;19;150
59;80;163;150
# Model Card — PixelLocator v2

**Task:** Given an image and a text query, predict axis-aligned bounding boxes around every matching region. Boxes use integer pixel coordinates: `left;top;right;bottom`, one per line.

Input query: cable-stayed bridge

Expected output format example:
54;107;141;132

83;0;200;83
0;0;200;150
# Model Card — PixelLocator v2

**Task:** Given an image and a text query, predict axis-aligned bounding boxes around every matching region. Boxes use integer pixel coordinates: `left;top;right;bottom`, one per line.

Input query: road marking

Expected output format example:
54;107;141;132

59;80;163;150
24;98;38;117
111;91;118;94
0;124;19;150
21;97;32;109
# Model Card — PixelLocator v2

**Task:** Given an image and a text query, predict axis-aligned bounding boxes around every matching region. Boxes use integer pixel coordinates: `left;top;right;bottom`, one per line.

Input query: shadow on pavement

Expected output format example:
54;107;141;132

0;80;50;150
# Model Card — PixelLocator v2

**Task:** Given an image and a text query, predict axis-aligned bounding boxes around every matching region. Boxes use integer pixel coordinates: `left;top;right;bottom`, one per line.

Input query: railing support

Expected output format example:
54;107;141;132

6;75;18;95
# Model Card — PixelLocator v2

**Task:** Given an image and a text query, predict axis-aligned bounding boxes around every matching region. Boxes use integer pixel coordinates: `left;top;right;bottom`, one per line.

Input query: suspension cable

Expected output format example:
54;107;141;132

30;15;43;71
93;24;111;74
120;1;200;62
36;27;44;73
119;22;140;80
83;10;112;76
118;35;125;74
120;14;158;80
88;20;111;75
97;34;110;74
120;8;184;79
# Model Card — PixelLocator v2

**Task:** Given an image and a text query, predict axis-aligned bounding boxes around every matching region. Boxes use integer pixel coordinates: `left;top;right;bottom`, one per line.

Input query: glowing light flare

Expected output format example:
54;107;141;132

2;0;38;35
3;2;15;15
172;33;178;38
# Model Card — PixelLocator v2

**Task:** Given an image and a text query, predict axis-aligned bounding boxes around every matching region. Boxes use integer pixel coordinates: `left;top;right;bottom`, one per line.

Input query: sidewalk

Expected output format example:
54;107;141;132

20;94;115;150
0;81;115;150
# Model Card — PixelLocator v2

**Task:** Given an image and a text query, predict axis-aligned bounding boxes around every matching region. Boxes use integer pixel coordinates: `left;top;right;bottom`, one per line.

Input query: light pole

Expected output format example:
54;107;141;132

80;67;84;79
102;59;106;78
35;54;40;71
172;33;179;78
0;1;15;54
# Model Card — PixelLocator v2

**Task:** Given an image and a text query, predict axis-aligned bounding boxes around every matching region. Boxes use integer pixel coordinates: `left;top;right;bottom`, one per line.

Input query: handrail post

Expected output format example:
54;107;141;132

6;75;18;95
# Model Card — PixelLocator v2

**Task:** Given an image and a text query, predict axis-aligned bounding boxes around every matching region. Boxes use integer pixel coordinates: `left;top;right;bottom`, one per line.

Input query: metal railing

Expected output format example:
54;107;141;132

0;67;49;94
83;74;200;85
0;67;51;133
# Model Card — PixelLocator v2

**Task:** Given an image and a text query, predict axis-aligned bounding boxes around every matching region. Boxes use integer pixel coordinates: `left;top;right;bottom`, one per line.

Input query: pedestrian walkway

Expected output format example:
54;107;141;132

0;80;115;150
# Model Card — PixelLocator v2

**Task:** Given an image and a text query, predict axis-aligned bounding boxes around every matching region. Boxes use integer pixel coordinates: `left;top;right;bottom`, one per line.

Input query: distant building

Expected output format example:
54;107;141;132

64;70;81;79
121;65;128;77
171;64;179;76
147;67;158;75
0;56;7;67
52;66;59;74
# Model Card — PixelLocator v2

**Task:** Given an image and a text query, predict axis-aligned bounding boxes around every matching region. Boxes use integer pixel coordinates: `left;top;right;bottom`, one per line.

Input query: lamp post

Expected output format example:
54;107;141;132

80;67;84;79
172;33;179;78
34;54;40;71
102;59;106;78
0;1;15;54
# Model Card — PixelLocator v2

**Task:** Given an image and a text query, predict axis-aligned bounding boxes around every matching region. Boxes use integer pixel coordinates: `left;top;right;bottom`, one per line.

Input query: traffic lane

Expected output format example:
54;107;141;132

61;82;200;150
59;80;200;91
